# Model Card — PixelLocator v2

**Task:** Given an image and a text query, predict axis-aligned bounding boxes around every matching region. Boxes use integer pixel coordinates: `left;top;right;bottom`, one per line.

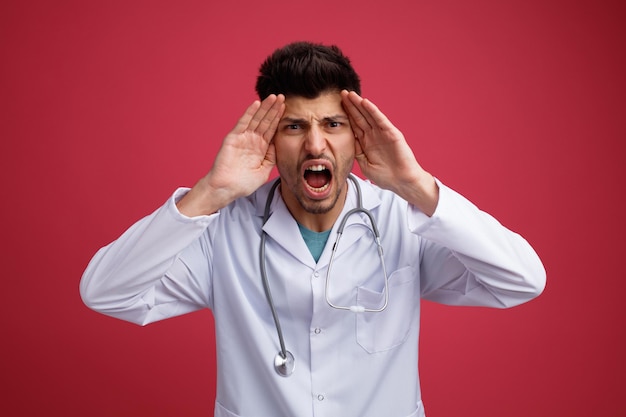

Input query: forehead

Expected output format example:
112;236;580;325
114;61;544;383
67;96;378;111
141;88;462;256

282;92;346;119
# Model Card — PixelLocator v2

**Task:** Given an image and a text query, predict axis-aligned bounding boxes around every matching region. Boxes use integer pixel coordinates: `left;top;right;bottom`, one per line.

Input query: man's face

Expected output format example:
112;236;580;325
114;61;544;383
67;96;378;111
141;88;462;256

273;91;355;226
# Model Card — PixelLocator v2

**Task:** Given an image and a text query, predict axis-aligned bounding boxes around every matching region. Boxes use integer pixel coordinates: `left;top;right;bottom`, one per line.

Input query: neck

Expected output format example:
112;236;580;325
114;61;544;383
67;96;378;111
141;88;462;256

280;181;349;233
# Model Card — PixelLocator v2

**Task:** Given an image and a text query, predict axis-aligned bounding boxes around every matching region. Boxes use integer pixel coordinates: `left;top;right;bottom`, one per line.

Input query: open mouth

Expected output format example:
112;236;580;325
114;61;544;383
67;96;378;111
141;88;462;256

304;164;332;193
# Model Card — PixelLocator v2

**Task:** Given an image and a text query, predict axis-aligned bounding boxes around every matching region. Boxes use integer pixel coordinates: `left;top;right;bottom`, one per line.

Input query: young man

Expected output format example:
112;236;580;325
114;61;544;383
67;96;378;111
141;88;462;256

81;41;545;417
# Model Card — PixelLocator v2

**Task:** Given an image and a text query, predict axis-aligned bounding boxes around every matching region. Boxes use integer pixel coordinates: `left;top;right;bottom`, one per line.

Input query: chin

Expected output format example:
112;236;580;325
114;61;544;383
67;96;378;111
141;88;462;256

298;188;343;215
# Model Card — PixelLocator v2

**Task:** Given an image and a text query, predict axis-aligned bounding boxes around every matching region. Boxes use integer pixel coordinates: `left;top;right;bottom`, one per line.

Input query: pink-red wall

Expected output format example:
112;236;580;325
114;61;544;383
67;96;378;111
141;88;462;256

2;0;624;415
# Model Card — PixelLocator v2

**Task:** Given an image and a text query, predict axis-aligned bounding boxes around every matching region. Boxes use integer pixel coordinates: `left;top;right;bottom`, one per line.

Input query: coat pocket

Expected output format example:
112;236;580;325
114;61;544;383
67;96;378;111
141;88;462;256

356;266;418;353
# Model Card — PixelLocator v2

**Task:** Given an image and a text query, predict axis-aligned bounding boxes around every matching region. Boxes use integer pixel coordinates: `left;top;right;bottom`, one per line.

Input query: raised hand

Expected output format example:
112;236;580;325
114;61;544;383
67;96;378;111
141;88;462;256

177;94;285;216
341;90;439;216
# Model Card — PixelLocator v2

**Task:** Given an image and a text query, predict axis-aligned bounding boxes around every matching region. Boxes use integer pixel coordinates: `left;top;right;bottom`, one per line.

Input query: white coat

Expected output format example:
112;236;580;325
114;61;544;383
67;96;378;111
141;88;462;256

80;176;545;417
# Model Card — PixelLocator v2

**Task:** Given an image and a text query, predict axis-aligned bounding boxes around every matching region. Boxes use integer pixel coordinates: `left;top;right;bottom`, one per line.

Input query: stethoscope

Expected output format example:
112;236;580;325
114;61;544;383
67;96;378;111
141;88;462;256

260;174;389;377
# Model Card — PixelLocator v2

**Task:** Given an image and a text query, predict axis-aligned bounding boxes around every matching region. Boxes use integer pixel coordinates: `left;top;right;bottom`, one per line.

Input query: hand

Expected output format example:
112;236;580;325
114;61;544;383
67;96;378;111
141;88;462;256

341;90;439;216
177;94;285;216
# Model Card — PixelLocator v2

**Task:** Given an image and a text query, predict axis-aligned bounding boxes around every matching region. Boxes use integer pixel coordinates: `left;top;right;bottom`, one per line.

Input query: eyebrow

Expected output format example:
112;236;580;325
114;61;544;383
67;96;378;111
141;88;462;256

279;117;308;124
279;115;349;124
321;115;349;123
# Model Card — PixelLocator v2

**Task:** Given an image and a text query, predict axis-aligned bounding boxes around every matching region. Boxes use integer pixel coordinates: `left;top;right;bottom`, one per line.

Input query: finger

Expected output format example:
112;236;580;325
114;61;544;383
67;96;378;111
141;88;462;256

345;90;394;133
265;101;285;141
354;137;370;176
341;91;364;138
354;134;364;156
346;112;364;142
231;100;262;134
254;95;285;141
247;94;282;133
261;142;277;169
360;97;394;131
341;90;372;133
348;91;385;131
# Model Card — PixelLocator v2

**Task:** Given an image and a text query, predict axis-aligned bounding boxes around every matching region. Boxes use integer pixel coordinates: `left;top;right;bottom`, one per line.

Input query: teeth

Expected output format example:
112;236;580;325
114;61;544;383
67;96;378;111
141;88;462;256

307;165;326;172
309;183;330;193
304;164;330;193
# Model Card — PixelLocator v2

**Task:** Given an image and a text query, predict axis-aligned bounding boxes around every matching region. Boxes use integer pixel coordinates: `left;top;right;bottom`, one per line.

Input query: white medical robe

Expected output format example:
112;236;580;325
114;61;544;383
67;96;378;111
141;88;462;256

80;176;546;417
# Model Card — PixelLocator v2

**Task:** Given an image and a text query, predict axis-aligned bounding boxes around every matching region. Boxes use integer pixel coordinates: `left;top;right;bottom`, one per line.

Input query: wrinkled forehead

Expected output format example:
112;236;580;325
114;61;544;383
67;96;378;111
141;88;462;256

282;92;346;120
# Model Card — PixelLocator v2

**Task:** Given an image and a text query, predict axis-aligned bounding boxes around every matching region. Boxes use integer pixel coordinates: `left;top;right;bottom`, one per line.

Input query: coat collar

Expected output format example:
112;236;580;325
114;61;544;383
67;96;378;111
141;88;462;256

255;174;383;268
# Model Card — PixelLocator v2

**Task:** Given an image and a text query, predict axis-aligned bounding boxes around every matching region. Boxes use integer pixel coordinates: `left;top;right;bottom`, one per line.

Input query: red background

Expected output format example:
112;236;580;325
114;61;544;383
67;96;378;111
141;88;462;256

2;0;624;415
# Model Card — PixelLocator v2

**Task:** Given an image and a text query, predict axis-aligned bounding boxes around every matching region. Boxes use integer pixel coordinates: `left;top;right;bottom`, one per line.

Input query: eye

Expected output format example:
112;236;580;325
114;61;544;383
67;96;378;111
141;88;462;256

326;120;345;129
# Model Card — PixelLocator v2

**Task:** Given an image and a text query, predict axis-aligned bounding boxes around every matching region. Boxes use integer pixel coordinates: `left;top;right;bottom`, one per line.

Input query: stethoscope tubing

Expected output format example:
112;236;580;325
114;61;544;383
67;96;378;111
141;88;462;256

260;174;388;377
259;180;290;361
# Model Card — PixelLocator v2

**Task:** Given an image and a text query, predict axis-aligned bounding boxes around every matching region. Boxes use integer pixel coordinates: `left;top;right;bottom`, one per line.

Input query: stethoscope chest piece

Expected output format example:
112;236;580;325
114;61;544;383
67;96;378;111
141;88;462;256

274;350;295;377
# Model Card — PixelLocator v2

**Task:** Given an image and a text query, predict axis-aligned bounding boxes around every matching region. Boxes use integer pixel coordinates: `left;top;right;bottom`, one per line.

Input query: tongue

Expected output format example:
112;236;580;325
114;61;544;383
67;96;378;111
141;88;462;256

305;172;328;189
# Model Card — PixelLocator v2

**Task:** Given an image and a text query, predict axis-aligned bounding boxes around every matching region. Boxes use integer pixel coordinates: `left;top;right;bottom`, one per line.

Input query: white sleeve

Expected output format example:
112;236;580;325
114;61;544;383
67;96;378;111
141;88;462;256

79;188;216;325
409;181;546;308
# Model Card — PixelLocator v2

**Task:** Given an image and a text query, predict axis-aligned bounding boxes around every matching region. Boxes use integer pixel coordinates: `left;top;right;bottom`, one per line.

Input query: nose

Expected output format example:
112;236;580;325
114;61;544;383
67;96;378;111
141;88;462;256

304;125;326;155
